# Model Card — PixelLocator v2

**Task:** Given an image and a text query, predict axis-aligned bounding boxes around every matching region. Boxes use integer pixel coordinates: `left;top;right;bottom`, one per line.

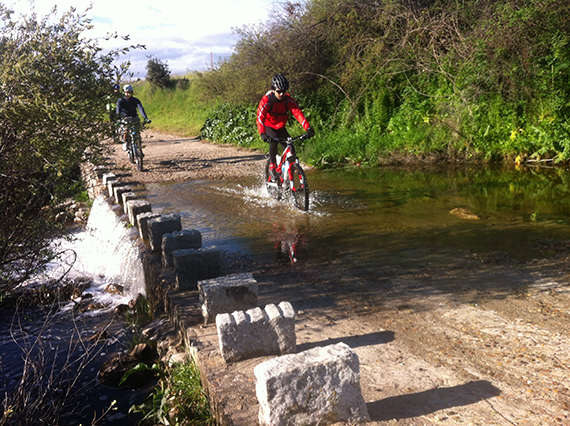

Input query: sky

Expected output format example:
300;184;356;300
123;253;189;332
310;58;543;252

8;0;276;78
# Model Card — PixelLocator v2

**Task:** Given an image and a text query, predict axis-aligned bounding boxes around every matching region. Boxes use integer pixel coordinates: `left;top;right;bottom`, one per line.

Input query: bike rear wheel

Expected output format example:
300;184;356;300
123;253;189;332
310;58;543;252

264;158;281;200
286;163;309;211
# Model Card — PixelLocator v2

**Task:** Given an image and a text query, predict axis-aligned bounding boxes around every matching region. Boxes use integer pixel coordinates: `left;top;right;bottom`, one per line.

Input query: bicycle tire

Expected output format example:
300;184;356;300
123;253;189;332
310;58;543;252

134;135;143;171
264;158;281;200
126;135;134;164
286;163;309;211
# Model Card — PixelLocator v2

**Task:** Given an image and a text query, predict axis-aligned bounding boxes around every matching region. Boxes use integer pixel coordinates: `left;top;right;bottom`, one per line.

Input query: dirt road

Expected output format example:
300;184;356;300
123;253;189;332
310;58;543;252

104;130;570;425
103;130;267;183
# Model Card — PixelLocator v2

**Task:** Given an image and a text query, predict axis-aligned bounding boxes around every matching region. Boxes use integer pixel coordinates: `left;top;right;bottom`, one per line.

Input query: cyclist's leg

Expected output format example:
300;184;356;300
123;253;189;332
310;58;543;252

266;127;289;164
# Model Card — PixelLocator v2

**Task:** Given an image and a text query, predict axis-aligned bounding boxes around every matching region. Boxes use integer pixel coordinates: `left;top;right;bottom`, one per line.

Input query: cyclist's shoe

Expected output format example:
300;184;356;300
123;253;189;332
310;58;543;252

268;163;280;183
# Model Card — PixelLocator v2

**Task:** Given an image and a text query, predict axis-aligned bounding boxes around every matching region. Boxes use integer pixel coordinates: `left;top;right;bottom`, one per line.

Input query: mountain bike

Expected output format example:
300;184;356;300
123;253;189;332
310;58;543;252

120;117;146;171
264;134;310;211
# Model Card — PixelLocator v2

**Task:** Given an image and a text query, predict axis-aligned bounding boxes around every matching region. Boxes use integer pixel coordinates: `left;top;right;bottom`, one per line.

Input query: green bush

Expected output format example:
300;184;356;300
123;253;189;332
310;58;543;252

200;103;260;148
146;56;171;89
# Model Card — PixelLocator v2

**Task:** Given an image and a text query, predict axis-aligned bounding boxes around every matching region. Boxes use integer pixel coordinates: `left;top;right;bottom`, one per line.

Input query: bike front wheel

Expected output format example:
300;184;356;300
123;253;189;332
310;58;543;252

125;135;135;164
264;158;281;200
133;136;143;171
286;163;309;211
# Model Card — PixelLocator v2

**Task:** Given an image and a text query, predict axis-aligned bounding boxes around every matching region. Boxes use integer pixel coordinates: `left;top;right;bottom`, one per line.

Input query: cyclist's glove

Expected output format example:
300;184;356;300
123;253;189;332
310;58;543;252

305;127;315;139
144;118;152;124
260;133;271;143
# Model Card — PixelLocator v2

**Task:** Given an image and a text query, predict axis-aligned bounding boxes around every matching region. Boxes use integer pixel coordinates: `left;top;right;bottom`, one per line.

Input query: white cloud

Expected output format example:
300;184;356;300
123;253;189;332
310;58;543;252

8;0;275;77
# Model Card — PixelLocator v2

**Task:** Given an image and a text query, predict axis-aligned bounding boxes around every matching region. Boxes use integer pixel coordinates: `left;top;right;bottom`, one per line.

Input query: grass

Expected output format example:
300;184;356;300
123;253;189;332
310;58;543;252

129;358;214;426
134;74;217;137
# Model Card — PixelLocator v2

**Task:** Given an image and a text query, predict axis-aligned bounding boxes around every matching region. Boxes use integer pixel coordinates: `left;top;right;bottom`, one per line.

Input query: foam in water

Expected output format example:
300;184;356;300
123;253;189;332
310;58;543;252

41;196;146;308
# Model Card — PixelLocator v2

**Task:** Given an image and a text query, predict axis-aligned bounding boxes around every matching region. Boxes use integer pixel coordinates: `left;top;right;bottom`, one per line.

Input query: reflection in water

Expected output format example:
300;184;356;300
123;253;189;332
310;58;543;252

272;222;305;263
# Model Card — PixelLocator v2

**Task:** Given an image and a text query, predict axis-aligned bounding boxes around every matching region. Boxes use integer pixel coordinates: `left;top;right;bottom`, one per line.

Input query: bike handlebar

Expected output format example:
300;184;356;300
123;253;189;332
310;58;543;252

270;134;308;143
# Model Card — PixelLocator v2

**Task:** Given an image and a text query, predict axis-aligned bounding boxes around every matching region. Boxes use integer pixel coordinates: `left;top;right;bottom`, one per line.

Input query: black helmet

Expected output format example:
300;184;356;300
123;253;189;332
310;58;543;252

271;74;289;91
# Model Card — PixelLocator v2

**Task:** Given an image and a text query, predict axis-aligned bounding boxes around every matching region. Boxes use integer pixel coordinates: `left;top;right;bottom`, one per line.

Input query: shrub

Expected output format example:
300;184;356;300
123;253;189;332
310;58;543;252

146;56;171;89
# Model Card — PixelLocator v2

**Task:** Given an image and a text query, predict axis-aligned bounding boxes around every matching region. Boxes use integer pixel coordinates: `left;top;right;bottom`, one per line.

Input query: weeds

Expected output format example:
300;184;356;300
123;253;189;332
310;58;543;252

129;358;213;426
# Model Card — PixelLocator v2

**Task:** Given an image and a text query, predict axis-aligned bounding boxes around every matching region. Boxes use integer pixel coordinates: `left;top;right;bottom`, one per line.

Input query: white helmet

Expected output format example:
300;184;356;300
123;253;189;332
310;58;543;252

123;84;133;92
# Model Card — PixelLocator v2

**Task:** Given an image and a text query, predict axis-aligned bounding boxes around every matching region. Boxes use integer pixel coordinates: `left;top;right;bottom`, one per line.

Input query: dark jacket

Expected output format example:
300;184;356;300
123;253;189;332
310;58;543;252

117;96;148;119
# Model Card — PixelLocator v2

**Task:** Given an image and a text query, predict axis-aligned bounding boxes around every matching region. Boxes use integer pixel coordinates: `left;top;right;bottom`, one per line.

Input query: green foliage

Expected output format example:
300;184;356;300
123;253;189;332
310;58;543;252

200;102;262;149
0;5;138;293
145;55;171;89
130;359;213;426
135;74;215;136
190;0;570;166
123;295;153;333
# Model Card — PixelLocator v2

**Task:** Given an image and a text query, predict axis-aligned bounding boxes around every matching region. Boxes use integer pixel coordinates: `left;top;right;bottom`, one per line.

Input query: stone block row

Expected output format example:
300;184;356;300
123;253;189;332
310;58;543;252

102;176;224;292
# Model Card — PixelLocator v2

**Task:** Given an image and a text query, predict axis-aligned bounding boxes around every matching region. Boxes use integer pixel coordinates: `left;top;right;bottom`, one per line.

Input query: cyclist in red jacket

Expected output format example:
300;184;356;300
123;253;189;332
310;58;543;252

257;74;314;181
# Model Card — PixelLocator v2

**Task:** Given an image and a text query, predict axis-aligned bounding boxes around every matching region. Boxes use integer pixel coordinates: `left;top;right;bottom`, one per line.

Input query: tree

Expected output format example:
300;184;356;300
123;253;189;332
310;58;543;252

146;55;171;89
0;4;140;295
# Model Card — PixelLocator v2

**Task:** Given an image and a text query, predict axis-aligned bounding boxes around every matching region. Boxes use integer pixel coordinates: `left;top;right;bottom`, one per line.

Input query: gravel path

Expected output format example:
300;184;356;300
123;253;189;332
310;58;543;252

103;129;267;183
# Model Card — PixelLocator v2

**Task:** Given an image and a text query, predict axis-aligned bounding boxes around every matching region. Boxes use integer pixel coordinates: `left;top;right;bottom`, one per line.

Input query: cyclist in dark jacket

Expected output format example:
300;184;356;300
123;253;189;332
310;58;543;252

116;84;149;121
257;74;314;181
116;84;151;149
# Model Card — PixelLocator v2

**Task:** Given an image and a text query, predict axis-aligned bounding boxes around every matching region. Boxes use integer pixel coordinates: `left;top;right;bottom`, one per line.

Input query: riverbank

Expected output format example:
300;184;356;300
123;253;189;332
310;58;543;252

102;131;570;425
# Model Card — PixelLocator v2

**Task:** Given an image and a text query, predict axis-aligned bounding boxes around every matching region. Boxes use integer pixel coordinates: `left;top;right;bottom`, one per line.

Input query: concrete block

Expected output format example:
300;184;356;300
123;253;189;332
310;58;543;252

137;212;160;240
94;165;108;179
254;342;370;426
121;192;137;210
216;301;295;363
162;229;202;268
173;248;223;289
199;272;258;324
102;173;116;186
148;214;182;252
107;180;124;200
126;199;152;227
113;185;132;205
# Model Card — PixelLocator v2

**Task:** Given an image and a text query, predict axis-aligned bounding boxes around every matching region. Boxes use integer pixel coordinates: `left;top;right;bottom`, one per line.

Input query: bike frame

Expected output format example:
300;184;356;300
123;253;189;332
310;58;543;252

273;135;305;184
121;117;142;145
265;133;310;210
121;117;145;170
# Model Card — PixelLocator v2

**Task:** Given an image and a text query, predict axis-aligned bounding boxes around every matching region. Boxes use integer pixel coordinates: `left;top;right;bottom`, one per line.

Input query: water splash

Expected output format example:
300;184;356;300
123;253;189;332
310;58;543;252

45;195;146;307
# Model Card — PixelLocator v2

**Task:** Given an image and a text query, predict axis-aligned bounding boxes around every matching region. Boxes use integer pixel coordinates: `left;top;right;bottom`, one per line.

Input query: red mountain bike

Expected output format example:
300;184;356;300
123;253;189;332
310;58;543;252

264;134;310;211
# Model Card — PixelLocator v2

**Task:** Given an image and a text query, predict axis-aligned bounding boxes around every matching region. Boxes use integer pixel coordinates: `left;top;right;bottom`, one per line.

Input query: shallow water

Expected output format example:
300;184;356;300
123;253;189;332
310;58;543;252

138;164;570;268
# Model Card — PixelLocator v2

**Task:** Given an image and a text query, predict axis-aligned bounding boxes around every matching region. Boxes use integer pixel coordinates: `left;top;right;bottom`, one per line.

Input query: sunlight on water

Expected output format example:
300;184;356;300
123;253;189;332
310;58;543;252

40;196;145;309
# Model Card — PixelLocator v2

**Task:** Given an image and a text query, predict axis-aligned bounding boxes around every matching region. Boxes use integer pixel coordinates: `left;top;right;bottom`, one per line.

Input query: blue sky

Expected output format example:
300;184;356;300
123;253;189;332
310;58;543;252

8;0;276;78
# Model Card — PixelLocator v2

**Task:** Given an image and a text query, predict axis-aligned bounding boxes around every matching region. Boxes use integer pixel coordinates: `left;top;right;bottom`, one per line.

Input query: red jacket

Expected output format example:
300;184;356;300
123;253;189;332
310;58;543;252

257;91;310;134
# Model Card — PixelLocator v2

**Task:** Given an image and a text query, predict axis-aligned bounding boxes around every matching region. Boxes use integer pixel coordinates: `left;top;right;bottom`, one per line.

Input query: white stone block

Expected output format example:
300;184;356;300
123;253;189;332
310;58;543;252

162;229;202;268
127;199;152;227
216;302;295;363
137;212;160;240
148;213;181;252
199;273;258;324
113;185;131;205
254;343;370;426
